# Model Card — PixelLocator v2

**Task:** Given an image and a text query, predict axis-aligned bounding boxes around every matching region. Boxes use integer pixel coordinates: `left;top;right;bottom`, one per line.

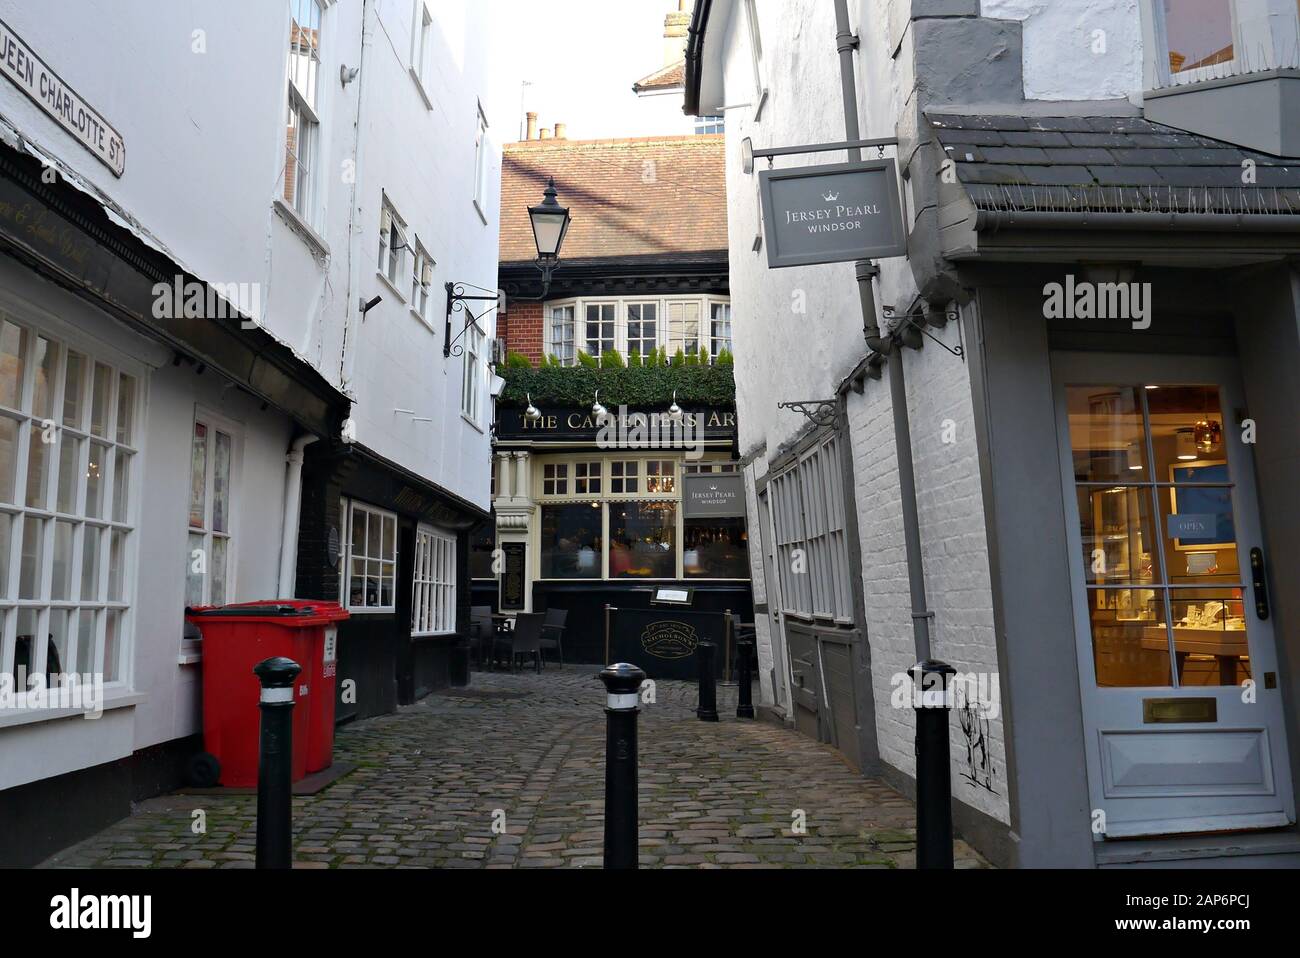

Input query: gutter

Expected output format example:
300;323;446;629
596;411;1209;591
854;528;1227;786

682;0;713;116
975;209;1300;232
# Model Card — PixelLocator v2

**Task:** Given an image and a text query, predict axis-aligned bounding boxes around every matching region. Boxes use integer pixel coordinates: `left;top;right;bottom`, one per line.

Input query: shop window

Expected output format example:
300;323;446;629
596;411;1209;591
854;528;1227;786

1066;383;1247;688
412;525;456;636
609;501;676;578
345;501;397;611
469;519;495;579
645;459;675;493
0;316;140;693
542;462;568;495
610;460;639;493
574;461;602;495
540;502;602;578
684;517;749;579
186;415;237;607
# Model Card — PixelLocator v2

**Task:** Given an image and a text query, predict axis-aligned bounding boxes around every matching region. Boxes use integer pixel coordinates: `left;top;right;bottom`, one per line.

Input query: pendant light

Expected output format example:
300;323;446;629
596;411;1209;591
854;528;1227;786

1175;428;1198;461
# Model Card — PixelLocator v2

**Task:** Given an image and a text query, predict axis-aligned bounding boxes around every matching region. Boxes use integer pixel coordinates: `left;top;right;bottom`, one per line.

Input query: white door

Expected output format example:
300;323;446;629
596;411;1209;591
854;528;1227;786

1053;352;1294;839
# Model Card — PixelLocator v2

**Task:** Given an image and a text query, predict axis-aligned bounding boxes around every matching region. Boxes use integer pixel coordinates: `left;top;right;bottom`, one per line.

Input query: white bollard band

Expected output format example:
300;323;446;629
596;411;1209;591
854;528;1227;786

260;687;294;703
607;692;638;710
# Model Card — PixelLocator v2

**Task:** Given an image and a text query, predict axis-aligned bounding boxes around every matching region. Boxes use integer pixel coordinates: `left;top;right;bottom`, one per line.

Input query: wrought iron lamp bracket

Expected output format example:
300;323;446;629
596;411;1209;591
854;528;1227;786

778;399;838;427
882;305;964;360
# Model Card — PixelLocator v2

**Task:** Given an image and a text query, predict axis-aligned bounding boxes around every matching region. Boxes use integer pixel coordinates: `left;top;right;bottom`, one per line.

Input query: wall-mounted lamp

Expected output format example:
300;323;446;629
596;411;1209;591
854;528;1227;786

524;393;541;421
340;64;359;86
360;295;382;320
667;389;683;423
489;373;507;399
592;390;608;422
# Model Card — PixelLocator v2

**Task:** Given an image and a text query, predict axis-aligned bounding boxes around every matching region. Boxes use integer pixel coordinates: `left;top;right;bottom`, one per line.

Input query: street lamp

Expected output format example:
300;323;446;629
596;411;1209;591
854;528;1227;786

445;177;572;357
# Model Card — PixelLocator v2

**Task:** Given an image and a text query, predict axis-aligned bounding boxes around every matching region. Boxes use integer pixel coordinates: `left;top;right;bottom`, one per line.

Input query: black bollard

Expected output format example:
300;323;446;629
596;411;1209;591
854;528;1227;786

696;641;719;722
254;656;301;870
736;640;755;719
911;659;956;869
598;662;647;869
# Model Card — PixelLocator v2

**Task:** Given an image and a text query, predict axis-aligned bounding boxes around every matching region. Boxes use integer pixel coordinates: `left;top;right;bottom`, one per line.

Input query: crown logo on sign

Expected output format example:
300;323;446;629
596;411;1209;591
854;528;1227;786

709;484;718;491
822;190;840;202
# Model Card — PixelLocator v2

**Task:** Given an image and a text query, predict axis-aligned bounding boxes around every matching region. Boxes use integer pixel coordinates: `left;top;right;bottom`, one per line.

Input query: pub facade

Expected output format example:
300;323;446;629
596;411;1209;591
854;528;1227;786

479;131;753;664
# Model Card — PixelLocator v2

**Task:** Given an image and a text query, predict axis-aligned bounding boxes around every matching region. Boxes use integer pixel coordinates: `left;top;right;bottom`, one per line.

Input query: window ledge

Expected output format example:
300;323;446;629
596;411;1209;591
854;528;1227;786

273;198;330;258
376;270;408;305
462;411;485;433
178;651;202;665
0;691;147;730
409;67;434;110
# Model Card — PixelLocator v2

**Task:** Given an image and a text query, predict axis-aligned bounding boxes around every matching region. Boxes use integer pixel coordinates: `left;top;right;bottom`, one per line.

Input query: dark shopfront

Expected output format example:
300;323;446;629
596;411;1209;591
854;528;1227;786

298;440;484;721
475;403;754;667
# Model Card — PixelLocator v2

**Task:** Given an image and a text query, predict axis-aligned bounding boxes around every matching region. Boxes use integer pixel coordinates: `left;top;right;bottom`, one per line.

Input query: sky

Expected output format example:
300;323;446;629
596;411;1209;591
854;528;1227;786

482;0;684;142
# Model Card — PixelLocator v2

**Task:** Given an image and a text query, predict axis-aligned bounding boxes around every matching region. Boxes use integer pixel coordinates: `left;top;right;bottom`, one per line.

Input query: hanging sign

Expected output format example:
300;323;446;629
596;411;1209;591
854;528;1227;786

0;19;126;176
759;158;906;268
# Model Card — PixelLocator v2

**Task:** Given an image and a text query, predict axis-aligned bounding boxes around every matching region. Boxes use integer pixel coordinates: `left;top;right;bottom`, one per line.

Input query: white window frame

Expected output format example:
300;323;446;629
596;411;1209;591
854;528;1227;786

473;103;490;222
410;238;434;326
583;302;618;361
461;320;485;427
624;301;659;361
547;304;576;365
186;408;242;610
342;500;398;613
695;115;725;135
283;0;325;226
409;0;434;102
1144;0;1300;88
0;306;144;704
543;295;732;365
412;524;456;636
377;197;409;299
708;300;732;359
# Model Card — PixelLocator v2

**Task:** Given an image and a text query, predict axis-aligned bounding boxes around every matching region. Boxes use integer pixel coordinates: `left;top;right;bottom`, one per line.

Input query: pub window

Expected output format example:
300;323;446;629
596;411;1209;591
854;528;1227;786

667;300;701;356
709;302;732;359
468;518;495;579
585;303;616;359
548;304;576;365
344;500;397;612
645;459;675;493
539;502;602;579
610;460;639;494
626;302;658;360
542;463;568;495
684;517;749;579
609;501;676;578
574;461;602;495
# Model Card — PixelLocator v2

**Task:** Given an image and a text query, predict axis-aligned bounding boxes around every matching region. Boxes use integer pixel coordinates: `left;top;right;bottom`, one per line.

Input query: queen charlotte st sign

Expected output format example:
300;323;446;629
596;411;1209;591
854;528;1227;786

759;158;907;268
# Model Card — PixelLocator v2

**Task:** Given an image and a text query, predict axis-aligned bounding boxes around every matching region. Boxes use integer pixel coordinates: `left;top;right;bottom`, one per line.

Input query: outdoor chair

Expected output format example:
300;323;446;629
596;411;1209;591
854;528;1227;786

539;607;568;668
509;613;544;674
489;615;515;671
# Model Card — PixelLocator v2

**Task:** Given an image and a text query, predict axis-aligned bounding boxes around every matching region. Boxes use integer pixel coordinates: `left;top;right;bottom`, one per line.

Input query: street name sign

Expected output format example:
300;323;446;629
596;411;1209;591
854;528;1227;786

759;158;906;268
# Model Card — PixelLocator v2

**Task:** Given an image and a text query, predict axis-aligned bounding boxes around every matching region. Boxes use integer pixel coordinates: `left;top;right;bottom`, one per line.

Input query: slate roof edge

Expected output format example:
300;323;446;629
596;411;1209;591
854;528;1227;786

923;99;1142;119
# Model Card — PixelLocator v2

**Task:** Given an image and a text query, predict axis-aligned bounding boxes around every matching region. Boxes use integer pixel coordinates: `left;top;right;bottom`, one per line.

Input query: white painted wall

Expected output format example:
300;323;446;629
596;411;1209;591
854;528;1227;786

981;0;1143;100
633;88;702;136
711;0;1011;825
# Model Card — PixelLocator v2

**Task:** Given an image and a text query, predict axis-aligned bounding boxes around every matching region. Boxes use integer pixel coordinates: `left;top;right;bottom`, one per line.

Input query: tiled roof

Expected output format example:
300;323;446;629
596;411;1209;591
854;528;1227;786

500;136;727;265
633;60;686;93
928;111;1300;216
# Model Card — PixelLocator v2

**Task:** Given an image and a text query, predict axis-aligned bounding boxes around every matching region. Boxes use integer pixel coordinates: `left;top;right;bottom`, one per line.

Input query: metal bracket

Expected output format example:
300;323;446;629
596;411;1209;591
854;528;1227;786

882;306;965;360
444;282;499;358
778;400;838;427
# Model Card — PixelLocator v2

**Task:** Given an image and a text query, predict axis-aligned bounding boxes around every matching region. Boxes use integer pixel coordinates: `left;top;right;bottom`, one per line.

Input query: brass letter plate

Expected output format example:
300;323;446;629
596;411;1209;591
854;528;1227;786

1143;697;1217;724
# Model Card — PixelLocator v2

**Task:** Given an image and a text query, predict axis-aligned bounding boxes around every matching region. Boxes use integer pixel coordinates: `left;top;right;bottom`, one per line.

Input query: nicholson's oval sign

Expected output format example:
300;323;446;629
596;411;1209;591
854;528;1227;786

759;158;906;268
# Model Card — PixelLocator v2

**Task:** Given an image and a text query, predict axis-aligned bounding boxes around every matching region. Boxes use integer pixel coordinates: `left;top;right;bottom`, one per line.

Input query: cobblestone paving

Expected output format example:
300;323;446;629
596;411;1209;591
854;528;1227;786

41;669;988;869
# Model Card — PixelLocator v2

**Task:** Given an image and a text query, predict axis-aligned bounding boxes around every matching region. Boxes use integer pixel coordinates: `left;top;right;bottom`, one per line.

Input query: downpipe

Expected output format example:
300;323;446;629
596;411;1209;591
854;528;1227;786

277;434;318;598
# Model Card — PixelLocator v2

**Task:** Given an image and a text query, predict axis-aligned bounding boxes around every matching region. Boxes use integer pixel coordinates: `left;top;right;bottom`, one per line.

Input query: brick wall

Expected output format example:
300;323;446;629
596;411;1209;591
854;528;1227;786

846;317;1010;827
501;301;544;365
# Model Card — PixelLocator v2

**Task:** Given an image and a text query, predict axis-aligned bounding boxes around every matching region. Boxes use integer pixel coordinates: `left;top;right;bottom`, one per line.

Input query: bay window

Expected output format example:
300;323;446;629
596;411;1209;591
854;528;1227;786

710;302;732;358
543;295;732;365
584;303;616;358
625;303;658;360
0;313;140;692
548;304;576;364
668;300;701;356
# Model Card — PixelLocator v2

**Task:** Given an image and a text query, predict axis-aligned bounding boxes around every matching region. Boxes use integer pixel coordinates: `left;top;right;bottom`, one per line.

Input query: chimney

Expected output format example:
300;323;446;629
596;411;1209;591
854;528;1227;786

525;111;538;140
554;122;567;140
664;0;693;66
539;127;553;140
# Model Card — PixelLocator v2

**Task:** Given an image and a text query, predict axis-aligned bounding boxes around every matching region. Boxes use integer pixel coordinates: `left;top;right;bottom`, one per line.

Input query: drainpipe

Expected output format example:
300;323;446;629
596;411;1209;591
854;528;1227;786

832;0;931;661
278;435;319;598
833;0;884;351
339;0;372;392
